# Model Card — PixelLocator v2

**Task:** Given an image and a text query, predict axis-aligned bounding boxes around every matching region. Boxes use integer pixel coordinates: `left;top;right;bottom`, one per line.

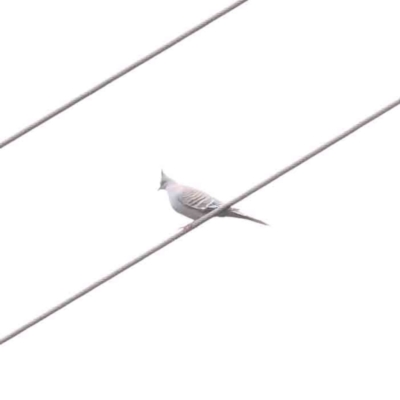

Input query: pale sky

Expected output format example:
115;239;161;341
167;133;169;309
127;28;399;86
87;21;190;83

1;0;400;398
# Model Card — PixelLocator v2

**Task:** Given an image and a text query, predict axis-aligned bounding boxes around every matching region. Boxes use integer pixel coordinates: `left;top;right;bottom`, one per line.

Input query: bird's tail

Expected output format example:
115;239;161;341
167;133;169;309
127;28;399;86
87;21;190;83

225;209;269;226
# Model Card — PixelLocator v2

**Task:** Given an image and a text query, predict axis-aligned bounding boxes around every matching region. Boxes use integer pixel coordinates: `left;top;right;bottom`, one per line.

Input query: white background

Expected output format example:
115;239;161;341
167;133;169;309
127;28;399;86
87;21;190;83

1;0;400;398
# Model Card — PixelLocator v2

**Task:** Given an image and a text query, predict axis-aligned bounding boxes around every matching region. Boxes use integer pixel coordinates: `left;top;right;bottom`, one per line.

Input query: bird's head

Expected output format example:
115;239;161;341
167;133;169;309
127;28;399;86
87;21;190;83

158;170;174;190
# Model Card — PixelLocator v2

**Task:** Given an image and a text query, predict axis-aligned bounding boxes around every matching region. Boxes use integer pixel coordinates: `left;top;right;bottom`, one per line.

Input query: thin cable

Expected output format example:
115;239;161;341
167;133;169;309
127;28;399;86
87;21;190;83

1;97;399;346
0;0;248;150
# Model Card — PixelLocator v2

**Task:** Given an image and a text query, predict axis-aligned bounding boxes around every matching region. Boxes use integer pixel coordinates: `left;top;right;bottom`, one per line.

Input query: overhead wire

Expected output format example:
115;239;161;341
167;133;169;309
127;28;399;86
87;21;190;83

1;96;400;345
0;0;248;150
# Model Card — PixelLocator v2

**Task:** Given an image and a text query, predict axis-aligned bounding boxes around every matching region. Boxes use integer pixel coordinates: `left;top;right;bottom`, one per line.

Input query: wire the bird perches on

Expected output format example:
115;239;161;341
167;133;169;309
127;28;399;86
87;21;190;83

1;97;400;345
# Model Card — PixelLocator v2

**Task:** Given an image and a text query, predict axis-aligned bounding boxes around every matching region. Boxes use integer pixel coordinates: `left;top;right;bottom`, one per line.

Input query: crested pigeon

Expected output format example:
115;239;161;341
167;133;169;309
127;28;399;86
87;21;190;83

158;171;268;227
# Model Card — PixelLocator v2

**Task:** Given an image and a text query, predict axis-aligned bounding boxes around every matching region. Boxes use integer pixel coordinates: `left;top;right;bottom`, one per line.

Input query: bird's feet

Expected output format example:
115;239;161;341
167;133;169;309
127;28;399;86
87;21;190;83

179;222;194;233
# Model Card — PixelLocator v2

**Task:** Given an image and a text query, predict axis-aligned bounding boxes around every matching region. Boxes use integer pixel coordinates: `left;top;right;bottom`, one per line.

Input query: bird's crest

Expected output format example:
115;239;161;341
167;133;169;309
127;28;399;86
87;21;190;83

159;170;174;190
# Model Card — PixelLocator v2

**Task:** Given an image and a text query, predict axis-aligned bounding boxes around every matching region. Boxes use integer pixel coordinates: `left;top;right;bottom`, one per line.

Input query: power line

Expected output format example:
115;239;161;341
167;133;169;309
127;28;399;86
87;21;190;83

0;0;248;150
1;97;399;346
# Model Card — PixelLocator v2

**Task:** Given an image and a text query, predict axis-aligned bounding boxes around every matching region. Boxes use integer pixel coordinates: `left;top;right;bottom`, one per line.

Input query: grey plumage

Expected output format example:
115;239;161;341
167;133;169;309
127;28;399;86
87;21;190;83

158;171;268;226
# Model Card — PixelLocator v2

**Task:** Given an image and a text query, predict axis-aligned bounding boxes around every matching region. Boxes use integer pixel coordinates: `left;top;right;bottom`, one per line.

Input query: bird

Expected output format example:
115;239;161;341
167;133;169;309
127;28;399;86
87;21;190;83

158;170;268;229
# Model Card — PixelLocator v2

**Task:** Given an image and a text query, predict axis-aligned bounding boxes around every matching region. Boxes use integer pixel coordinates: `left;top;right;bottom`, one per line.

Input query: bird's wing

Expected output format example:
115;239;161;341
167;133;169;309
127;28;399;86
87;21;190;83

179;186;222;212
